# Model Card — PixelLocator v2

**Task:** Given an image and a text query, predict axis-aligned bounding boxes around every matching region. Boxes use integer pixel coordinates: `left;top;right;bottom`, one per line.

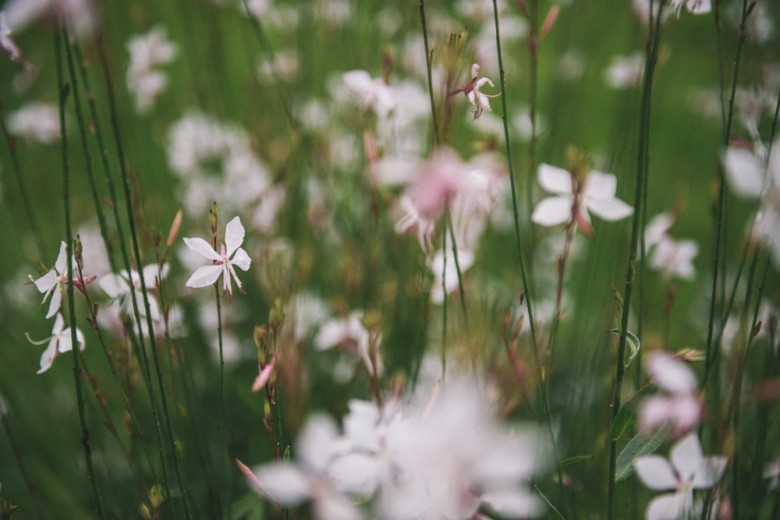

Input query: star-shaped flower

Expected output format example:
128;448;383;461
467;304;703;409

531;163;634;235
183;216;251;298
99;263;168;321
450;63;501;119
634;433;727;520
31;241;95;319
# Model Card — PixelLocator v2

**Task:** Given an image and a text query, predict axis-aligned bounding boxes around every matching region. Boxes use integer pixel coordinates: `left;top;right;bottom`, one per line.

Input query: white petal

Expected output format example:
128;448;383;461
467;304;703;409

722;147;764;198
99;272;130;298
231;247;251;271
297;415;339;473
33;270;58;294
185;265;223;288
670;433;703;481
531;196;572;226
645;492;687;520
646;352;697;394
634;456;678;490
253;463;312;505
587;197;634;221
691;455;728;489
54;241;68;274
584;170;618;199
46;287;62;319
37;342;57;374
538;163;572;194
142;263;164;287
224;216;245;257
328;453;380;496
314;489;364;520
482;488;542;518
183;237;221;261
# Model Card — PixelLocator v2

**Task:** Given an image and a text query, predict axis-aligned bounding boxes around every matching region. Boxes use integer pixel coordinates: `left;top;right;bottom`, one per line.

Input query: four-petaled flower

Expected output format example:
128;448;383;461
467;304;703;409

634;432;727;520
31;241;95;319
99;264;168;321
450;63;501;119
27;313;86;374
183;216;251;298
531;163;634;235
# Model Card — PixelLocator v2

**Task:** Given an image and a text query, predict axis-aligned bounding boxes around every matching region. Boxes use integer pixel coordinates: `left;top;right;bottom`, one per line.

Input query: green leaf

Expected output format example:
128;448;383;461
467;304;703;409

615;424;671;482
558;454;595;469
609;328;641;369
609;384;655;441
532;484;566;520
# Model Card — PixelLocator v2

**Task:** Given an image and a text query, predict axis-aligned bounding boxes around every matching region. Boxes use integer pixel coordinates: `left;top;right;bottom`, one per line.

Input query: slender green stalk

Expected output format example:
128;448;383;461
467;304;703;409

55;25;106;519
418;0;439;143
215;284;231;518
607;2;663;518
445;211;468;324
96;35;192;518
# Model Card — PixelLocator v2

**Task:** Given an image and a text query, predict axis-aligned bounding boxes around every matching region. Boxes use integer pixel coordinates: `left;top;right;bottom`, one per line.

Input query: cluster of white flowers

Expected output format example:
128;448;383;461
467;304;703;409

167;113;278;229
242;375;546;520
126;26;178;114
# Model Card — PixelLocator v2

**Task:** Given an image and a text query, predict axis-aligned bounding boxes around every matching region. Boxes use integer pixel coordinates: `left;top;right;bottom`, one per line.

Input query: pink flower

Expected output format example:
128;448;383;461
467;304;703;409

640;352;702;434
0;11;23;64
183;216;251;299
450;63;501;119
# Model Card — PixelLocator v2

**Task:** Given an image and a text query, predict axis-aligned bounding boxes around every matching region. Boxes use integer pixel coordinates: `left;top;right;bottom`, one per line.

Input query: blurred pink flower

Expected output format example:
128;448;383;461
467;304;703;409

634;433;727;520
640;352;702;435
183;216;251;299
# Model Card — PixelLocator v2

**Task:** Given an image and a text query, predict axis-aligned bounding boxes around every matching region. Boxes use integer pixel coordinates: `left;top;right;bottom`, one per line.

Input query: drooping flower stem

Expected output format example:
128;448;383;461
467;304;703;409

607;2;663;519
96;34;192;518
54;24;106;519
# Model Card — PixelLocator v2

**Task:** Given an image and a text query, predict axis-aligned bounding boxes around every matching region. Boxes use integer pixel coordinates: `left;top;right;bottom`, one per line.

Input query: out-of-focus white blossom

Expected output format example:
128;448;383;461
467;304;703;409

126;26;177;114
640;352;702;434
604;52;644;90
7;103;62;144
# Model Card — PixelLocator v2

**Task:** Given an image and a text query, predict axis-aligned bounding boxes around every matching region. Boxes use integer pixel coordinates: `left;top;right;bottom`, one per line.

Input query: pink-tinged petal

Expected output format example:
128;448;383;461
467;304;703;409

236;459;280;506
224;216;246;257
46;289;62;319
54;241;68;274
33;270;58;294
185;265;223;288
531;196;572;226
587;197;634;221
99;272;130;298
145;293;162;322
691;455;728;489
538;163;572;194
634;456;678;490
645;212;674;247
670;432;704;481
183;237;221;261
645;492;687;520
253;463;312;505
328;452;381;496
583;170;618;199
639;395;674;432
471;63;480;79
475;77;495;89
251;360;275;392
231;247;251;271
722;147;764;198
646;352;697;394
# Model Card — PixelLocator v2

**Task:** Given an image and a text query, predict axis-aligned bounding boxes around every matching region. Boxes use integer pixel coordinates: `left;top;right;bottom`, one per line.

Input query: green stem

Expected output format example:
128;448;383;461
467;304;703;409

215;285;231;518
55;25;106;519
607;2;663;518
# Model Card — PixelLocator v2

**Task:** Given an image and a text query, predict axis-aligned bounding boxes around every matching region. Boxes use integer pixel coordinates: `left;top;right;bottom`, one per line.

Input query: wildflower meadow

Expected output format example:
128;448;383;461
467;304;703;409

1;0;779;518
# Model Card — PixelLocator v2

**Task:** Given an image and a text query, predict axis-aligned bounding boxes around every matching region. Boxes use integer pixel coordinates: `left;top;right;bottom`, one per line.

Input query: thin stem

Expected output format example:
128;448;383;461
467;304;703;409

418;0;439;143
607;2;663;518
55;25;106;519
215;285;231;518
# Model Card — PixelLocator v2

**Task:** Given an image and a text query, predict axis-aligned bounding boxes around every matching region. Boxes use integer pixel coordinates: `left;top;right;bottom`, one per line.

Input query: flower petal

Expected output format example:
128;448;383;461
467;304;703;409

634;456;678;490
99;272;130;298
691;455;728;489
225;216;246;257
231;247;251;271
253;463;311;505
531;196;572;226
722;147;765;198
183;237;221;261
587;197;634;221
54;241;68;274
670;432;703;481
583;170;618;199
33;270;58;294
37;342;57;374
46;290;62;319
645;492;687;520
538;163;572;194
185;265;223;288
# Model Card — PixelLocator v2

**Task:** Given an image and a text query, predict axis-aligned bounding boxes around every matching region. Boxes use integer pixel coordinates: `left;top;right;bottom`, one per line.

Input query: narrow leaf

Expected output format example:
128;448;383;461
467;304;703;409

615;424;671;482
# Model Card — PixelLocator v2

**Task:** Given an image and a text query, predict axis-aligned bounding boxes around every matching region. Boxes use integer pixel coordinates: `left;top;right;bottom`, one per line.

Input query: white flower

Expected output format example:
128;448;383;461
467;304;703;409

640;352;702;434
342;70;395;119
31;242;69;319
604;52;644;89
429;245;474;305
634;433;727;520
315;311;383;378
670;0;711;16
531;163;634;234
183;216;251;298
126;26;177;114
27;313;86;374
450;63;501;120
649;237;698;280
99;264;168;321
6;102;62;144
